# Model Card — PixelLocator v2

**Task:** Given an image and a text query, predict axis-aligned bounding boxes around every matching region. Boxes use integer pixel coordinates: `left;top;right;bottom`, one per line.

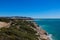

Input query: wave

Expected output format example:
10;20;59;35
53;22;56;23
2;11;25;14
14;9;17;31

47;34;53;40
39;25;54;40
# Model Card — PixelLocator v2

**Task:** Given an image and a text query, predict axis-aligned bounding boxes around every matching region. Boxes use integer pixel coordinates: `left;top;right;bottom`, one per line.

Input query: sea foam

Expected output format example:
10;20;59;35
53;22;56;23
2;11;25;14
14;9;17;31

47;34;53;40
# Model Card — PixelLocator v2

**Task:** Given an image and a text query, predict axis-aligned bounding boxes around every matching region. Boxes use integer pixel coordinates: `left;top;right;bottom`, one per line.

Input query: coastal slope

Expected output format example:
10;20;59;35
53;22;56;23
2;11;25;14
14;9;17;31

0;17;50;40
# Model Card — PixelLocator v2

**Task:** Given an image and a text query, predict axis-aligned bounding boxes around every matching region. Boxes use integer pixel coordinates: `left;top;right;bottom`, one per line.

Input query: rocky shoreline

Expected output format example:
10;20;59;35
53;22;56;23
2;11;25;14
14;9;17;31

0;17;51;40
0;21;50;40
33;22;50;40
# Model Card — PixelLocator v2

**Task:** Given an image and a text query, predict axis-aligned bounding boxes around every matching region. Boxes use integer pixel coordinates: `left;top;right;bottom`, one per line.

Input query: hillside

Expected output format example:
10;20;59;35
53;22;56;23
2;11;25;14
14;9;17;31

0;17;50;40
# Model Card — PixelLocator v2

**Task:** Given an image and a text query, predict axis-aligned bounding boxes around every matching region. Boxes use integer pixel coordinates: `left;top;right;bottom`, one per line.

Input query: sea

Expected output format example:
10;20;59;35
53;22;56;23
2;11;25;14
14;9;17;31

35;19;60;40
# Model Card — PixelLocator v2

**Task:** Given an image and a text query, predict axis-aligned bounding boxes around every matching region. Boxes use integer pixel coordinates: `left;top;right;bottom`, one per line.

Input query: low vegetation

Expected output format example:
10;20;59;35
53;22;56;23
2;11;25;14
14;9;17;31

0;17;39;40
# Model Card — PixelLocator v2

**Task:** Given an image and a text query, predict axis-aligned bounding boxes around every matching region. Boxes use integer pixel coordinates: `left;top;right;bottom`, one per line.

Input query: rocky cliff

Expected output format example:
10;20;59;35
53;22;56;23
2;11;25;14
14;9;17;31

33;22;50;40
0;17;50;40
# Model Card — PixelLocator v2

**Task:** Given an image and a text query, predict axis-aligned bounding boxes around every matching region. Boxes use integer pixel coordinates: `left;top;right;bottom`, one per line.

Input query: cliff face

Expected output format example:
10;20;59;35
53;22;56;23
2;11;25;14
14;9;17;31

33;22;50;40
0;17;50;40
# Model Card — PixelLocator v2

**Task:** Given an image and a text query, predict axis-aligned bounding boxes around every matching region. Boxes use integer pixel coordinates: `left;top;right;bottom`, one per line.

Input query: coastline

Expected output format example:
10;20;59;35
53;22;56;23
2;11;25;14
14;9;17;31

33;22;51;40
0;17;53;40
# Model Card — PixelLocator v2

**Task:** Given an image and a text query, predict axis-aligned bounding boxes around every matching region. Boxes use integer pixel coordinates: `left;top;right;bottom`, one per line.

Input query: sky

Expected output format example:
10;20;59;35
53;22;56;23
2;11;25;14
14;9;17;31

0;0;60;18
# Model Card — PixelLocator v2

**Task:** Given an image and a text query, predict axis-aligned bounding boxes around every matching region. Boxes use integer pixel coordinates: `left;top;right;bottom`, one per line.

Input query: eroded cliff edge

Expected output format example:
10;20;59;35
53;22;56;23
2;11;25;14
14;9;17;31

32;22;50;40
0;17;50;40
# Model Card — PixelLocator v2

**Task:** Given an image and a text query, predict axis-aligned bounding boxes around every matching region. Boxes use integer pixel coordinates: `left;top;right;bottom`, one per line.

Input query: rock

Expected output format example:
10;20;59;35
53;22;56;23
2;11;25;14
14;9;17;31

40;34;50;40
33;22;50;40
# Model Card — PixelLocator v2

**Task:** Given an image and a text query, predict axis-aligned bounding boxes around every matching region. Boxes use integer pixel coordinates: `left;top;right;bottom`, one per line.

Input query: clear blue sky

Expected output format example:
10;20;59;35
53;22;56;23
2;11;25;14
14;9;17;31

0;0;60;18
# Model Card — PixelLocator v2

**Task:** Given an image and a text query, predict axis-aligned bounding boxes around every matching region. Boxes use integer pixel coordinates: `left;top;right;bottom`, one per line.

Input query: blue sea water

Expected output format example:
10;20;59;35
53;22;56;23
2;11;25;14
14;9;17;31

35;19;60;40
